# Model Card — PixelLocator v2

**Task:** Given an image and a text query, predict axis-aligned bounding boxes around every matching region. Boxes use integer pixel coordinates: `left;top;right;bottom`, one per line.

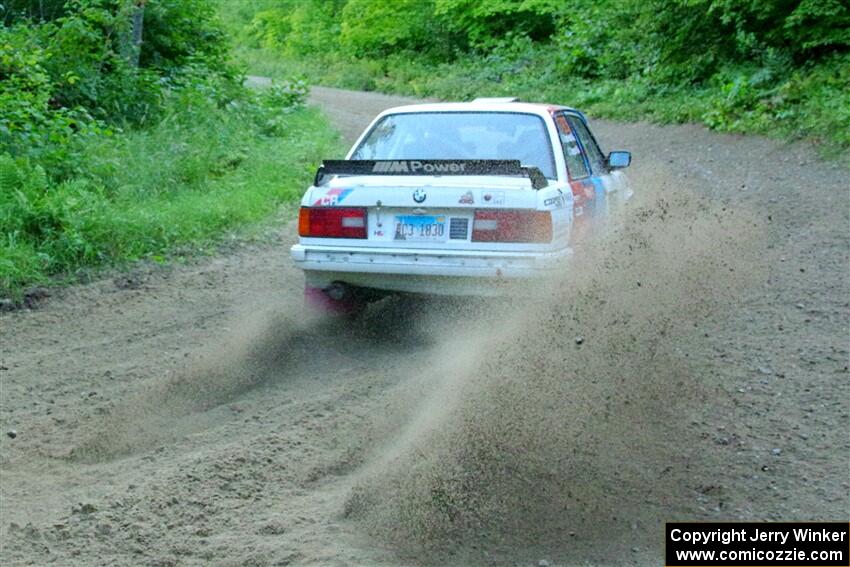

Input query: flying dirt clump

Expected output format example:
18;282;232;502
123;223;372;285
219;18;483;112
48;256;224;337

344;186;765;560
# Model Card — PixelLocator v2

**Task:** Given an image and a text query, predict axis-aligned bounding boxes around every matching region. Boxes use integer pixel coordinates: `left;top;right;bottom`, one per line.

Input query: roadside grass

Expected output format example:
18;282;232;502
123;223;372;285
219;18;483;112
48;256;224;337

239;45;850;160
0;103;343;299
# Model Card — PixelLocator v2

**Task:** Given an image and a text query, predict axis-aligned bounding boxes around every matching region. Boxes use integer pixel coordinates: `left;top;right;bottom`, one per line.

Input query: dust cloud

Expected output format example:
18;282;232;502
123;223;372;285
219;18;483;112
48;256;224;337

343;184;766;561
64;179;767;564
70;304;326;461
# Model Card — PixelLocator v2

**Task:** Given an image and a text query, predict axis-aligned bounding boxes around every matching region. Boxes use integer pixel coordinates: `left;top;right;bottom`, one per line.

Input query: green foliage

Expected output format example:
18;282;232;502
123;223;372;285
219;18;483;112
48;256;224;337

246;0;448;58
236;0;849;153
0;0;238;178
701;53;850;147
249;0;850;82
434;0;561;48
0;154;109;290
550;0;850;83
1;0;68;24
0;103;340;298
0;0;342;297
340;0;436;56
245;0;344;55
139;0;231;72
244;0;849;79
785;0;850;52
1;0;235;128
0;25;106;178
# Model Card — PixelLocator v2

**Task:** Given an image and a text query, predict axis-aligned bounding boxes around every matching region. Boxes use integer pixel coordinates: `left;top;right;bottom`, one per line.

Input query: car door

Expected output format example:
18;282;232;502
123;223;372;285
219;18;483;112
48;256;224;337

553;112;605;243
564;113;627;219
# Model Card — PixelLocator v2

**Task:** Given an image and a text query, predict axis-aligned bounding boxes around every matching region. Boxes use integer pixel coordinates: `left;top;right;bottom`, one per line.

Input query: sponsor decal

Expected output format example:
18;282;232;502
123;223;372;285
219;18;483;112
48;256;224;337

458;191;474;204
372;161;467;174
543;195;565;207
481;191;505;205
313;187;353;206
372;161;410;173
413;188;427;203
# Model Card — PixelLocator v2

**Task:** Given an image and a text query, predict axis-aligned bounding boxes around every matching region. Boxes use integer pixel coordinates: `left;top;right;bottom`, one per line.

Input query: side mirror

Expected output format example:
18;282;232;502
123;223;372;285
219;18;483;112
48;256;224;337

607;151;631;169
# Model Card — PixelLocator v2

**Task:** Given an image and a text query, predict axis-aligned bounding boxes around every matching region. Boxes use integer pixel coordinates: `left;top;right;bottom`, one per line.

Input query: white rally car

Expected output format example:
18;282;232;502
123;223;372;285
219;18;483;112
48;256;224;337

291;98;632;313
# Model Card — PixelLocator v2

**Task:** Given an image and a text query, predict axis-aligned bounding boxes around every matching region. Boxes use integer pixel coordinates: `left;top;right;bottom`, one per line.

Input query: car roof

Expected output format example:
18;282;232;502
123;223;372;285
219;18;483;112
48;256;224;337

372;101;584;120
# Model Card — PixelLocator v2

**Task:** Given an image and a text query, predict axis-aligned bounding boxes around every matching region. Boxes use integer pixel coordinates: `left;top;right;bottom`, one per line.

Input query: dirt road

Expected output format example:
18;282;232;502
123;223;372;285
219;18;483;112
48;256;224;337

1;86;848;566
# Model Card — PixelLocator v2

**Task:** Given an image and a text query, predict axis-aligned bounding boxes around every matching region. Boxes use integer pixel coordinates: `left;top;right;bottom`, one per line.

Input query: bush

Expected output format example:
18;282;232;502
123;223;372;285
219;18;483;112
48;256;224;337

434;0;561;49
138;0;231;73
242;0;849;88
0;0;343;298
339;0;437;56
234;0;849;153
0;100;340;297
0;25;106;178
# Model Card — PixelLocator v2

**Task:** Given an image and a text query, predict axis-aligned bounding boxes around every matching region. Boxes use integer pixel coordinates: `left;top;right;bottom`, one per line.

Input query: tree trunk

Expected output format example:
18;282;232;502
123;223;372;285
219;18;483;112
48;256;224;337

127;0;146;68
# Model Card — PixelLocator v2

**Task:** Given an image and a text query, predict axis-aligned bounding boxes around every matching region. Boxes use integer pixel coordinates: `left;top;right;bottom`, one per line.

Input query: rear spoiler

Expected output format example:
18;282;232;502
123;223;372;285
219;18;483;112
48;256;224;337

314;159;549;190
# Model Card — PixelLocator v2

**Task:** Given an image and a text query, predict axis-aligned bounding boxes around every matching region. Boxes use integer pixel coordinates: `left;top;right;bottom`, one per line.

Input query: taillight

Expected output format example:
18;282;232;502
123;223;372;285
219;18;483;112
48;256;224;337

471;210;552;243
298;207;367;238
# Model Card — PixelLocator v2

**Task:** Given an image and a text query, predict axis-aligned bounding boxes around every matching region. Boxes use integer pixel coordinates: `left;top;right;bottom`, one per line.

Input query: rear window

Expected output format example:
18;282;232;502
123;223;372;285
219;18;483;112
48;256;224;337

350;111;557;179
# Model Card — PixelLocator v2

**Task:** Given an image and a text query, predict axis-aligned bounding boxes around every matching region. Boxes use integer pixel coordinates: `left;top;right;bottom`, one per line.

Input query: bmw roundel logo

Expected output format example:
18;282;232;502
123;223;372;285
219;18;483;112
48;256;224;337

412;188;427;203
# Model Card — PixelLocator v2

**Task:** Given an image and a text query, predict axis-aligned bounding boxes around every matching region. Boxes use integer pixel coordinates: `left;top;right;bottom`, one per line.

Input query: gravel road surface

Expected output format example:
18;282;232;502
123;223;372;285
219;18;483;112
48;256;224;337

1;86;847;566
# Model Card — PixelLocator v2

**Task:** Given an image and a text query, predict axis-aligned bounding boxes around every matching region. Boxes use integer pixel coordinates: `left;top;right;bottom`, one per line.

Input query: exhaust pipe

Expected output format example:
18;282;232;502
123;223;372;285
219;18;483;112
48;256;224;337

325;282;349;301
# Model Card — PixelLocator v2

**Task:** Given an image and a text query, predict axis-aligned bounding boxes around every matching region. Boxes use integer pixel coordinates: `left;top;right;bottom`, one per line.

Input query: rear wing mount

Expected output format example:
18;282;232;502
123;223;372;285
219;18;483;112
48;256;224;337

314;160;549;190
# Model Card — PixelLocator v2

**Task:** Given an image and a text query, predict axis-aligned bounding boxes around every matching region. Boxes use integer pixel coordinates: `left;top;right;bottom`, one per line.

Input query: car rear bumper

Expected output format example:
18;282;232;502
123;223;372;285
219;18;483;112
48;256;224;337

290;244;570;296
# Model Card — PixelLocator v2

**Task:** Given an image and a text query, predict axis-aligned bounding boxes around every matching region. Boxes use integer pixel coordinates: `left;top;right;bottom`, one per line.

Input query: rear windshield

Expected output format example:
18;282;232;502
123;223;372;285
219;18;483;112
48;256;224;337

350;111;557;179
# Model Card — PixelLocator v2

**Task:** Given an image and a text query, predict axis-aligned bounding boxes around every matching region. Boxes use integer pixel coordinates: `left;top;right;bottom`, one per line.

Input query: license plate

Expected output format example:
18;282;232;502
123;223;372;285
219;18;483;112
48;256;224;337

394;215;447;242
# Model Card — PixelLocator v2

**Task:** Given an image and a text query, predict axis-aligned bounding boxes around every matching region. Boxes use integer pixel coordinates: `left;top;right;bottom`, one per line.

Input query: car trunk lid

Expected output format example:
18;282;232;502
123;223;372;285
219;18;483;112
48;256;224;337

305;175;539;248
